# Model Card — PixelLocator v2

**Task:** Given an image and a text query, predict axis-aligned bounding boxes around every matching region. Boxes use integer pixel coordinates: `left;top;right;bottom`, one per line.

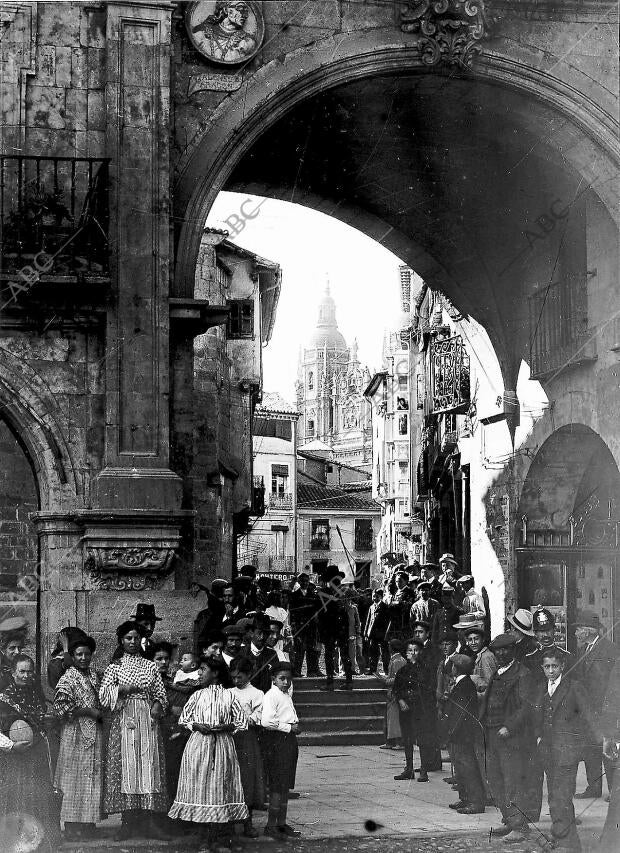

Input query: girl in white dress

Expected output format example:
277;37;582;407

169;657;248;849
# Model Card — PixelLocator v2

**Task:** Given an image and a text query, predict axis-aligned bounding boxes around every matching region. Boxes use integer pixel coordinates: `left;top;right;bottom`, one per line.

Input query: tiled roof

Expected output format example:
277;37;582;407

256;392;298;416
297;483;380;512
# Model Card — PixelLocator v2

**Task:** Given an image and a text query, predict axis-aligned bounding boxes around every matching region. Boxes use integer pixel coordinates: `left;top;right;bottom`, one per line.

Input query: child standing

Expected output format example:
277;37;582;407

535;647;595;852
441;653;486;814
260;661;301;839
169;657;248;851
230;657;265;838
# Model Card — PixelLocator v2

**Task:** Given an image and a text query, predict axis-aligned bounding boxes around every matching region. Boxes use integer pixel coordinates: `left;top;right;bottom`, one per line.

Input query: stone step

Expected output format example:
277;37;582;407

294;676;385;691
294;687;386;704
298;730;386;746
301;715;384;733
296;701;385;718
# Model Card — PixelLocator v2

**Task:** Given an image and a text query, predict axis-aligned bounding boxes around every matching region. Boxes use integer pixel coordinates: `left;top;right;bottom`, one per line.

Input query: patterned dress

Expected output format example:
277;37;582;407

99;654;168;814
168;685;248;824
53;666;103;824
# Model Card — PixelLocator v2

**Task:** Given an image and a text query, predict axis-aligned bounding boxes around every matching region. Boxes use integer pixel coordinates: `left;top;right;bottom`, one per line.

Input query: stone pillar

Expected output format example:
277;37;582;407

97;0;181;510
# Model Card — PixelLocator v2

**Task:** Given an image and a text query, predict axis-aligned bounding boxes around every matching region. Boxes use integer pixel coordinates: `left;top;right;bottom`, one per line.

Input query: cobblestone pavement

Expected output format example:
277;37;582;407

57;744;608;852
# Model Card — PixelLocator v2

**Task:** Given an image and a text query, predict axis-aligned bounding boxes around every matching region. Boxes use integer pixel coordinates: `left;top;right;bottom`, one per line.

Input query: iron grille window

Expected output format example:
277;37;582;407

227;298;254;339
0;155;110;276
311;519;330;550
354;518;373;551
216;261;232;292
528;276;592;378
430;335;470;414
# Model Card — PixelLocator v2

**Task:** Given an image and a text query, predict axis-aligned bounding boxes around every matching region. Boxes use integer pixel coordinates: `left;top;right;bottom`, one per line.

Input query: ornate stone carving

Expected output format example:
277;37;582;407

85;547;176;574
89;571;165;591
399;0;489;68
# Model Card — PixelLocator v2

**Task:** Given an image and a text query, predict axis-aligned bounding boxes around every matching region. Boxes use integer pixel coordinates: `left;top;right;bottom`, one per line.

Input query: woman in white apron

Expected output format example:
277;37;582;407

100;620;170;840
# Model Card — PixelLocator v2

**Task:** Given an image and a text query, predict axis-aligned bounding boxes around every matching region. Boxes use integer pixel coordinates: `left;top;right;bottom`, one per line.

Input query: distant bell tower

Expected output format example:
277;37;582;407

297;283;372;471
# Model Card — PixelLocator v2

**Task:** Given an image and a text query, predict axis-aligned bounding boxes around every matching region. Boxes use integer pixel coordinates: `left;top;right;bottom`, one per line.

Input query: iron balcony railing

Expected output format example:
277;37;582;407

269;492;293;510
0;155;110;277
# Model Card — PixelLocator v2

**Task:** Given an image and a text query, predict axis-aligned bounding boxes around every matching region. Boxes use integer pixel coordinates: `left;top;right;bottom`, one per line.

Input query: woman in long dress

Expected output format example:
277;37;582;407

169;656;248;850
53;635;102;842
0;653;59;851
99;620;170;840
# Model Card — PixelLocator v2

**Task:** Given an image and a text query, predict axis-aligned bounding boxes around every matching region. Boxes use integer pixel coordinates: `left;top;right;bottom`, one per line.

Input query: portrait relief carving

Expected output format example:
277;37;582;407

185;1;265;66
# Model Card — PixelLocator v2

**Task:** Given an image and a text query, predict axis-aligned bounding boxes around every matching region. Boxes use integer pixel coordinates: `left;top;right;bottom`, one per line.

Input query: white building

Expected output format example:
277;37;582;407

238;392;299;580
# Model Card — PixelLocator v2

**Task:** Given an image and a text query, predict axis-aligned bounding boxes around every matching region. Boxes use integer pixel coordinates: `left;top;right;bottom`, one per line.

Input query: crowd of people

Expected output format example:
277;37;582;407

0;556;617;853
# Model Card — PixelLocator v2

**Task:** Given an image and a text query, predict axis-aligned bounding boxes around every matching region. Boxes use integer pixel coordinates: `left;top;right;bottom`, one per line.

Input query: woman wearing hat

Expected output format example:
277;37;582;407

0;653;59;848
53;635;103;841
0;616;29;691
99;620;170;840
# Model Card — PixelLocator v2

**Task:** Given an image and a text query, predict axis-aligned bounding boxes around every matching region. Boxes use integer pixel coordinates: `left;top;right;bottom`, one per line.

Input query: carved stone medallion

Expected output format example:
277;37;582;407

185;1;264;66
86;546;176;574
399;0;489;68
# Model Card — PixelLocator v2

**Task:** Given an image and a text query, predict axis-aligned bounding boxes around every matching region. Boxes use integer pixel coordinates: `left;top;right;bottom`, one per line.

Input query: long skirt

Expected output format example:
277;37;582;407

103;710;168;815
168;731;248;824
0;738;60;846
233;728;265;808
260;730;298;795
54;720;103;823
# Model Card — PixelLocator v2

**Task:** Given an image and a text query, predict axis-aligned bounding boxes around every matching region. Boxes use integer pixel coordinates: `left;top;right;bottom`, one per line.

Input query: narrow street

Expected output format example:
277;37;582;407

64;745;607;852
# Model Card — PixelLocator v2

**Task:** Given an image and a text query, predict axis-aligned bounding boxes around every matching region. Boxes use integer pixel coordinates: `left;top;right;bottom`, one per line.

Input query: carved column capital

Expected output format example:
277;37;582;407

398;0;490;68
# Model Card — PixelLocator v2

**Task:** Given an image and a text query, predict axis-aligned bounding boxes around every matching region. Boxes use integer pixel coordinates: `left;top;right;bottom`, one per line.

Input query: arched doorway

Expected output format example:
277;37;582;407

0;418;40;658
517;425;620;650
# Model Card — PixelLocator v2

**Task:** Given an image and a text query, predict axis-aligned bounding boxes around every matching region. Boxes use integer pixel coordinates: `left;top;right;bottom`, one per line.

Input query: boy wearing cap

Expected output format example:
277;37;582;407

410;581;440;628
481;633;535;843
535;647;595;852
442;654;486;814
431;586;463;649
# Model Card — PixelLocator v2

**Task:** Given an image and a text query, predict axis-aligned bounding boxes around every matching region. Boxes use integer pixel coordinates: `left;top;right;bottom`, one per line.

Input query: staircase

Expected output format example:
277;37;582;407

295;676;387;746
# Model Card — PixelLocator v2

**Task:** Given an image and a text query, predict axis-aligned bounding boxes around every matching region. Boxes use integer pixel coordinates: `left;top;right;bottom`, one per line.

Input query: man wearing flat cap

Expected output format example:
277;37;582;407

480;633;536;843
431;585;463;649
410;580;440;629
573;611;619;800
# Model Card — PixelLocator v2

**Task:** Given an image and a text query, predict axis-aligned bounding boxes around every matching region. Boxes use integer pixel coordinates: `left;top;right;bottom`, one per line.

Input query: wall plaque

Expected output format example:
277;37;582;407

185;1;264;66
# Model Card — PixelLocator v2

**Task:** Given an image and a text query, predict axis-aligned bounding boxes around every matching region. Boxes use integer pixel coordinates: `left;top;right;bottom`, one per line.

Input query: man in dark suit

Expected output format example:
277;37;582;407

363;588;390;674
535;646;596;852
289;572;322;677
599;657;620;853
442;653;486;814
481;633;535;843
242;613;278;693
318;570;352;690
431;585;463;648
524;608;576;688
573;610;619;799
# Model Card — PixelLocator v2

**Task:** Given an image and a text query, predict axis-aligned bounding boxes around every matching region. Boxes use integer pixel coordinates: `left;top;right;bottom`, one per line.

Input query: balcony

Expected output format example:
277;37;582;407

0;155;109;281
310;536;330;550
269;492;293;510
430;335;470;415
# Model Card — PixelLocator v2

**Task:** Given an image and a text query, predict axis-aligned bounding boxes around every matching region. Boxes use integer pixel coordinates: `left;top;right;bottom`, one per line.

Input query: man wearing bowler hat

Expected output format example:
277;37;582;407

574;610;619;800
481;633;534;843
130;603;162;659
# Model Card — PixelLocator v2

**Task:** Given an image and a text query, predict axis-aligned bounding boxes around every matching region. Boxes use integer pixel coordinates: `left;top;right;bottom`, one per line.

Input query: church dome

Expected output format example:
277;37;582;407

308;285;348;350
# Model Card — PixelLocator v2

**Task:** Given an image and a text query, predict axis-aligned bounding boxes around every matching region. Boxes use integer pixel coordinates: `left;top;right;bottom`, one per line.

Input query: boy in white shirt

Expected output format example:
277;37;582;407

260;661;301;839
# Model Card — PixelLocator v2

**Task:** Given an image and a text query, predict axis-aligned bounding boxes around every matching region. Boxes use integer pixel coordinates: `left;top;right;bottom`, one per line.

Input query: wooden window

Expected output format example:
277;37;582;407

354;518;373;552
311;519;330;550
227;298;254;339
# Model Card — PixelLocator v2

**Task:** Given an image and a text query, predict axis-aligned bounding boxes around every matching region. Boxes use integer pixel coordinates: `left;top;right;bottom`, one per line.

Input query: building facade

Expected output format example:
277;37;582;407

0;1;616;667
238;392;299;582
296;286;372;471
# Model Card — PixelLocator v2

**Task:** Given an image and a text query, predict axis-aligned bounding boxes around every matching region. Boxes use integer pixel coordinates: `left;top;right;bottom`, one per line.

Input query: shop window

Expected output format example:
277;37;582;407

227;299;254;339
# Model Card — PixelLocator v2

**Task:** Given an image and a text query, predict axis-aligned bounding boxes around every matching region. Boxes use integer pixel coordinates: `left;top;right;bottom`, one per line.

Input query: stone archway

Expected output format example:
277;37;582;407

173;34;619;398
516;424;620;646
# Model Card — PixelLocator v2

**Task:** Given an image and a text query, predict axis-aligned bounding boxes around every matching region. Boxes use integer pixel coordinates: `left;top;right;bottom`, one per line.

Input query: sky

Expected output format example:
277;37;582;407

206;192;404;403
